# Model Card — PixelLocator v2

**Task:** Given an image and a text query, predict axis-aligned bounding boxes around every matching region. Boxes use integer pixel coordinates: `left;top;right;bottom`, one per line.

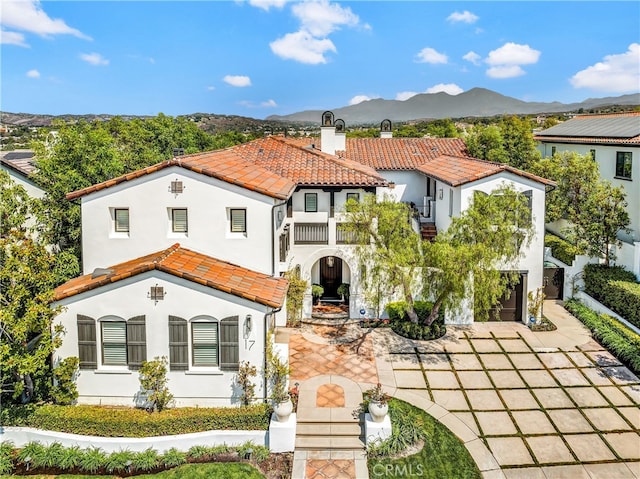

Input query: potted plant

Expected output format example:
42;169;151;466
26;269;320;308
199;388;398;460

364;383;390;423
311;284;324;305
266;332;293;422
527;287;546;326
337;283;350;303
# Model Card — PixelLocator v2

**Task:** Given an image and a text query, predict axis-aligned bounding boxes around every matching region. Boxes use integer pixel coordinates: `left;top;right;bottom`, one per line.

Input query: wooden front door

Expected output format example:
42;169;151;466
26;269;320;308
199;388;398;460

320;257;342;299
490;273;525;322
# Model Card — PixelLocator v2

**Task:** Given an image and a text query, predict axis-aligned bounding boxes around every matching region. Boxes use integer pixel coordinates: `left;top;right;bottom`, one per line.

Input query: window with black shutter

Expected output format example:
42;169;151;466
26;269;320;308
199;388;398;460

126;315;147;370
219;316;239;371
77;315;97;370
168;316;188;371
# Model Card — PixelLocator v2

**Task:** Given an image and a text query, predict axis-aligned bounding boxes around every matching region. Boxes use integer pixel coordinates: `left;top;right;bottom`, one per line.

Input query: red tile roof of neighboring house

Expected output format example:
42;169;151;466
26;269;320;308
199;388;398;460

53;244;288;308
340;137;472;170
416;155;555;187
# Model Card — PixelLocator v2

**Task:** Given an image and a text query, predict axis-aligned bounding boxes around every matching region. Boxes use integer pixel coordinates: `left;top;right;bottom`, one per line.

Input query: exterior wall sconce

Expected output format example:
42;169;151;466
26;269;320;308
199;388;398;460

277;209;284;222
388;182;395;189
148;284;165;304
244;314;252;338
438;189;444;200
326;256;335;268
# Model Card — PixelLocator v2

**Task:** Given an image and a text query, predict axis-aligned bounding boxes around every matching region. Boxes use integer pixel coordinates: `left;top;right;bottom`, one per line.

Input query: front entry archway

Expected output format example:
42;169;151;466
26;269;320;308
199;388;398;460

320;256;342;299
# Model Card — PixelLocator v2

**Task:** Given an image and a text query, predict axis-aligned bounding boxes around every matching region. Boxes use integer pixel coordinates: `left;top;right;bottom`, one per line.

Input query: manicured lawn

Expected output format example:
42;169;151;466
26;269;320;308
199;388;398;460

0;462;264;479
368;399;481;479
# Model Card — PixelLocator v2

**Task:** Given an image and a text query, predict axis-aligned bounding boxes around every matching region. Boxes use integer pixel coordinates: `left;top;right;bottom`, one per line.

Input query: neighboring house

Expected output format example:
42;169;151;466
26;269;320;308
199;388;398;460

0;149;44;199
53;111;552;407
534;112;640;278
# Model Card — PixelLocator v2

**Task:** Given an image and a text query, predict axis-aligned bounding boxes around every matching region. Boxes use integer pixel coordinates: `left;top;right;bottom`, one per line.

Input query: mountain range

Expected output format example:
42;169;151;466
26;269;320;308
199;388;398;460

266;88;640;124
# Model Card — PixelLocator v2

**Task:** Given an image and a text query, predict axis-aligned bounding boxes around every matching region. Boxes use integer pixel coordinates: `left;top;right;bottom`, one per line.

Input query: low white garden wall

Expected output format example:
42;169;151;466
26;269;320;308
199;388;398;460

0;427;267;453
574;291;640;335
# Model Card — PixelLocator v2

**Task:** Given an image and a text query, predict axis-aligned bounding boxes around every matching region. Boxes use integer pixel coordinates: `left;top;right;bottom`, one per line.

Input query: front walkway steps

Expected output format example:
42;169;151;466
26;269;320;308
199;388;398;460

293;374;369;478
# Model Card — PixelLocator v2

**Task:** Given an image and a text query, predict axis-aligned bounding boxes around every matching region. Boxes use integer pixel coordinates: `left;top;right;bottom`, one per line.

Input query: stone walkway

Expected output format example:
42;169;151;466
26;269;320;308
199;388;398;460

285;301;640;478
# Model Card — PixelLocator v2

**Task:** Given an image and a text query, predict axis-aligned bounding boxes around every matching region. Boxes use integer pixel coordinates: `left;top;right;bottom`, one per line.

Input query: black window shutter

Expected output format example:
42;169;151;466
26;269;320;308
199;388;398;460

219;315;239;371
168;316;188;371
127;315;147;370
77;315;97;370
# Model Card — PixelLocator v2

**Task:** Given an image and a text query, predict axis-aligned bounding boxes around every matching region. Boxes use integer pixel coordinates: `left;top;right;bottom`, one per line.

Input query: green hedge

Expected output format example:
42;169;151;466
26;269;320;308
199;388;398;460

544;233;579;266
1;404;270;438
583;264;640;329
565;299;640;375
386;300;446;340
0;440;270;476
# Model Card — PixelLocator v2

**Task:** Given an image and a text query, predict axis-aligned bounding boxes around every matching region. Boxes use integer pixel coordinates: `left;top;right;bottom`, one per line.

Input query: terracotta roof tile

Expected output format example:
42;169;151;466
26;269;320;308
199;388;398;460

53;244;288;308
416;155;555;187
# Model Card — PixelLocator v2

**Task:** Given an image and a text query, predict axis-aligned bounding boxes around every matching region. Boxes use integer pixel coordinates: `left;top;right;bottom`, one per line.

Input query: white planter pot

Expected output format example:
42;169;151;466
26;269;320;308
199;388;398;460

368;400;388;423
273;399;293;423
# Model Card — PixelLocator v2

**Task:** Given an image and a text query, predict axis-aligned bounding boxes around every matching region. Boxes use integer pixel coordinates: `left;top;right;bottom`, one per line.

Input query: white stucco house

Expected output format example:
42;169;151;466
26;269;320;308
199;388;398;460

0;150;44;199
534;112;640;278
53;111;553;406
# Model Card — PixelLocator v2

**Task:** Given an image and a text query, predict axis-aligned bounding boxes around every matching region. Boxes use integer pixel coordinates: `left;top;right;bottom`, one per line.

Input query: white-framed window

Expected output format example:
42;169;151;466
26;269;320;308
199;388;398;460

230;209;247;233
191;321;219;367
171;208;188;233
101;321;127;366
114;208;130;233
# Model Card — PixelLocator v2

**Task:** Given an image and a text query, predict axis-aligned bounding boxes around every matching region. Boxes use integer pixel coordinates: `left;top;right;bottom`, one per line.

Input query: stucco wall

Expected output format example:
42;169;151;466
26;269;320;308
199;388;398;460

54;270;272;407
80;166;277;275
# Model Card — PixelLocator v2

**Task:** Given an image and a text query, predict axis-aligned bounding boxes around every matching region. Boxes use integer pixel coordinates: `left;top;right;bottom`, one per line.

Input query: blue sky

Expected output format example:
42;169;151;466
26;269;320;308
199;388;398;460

2;1;639;119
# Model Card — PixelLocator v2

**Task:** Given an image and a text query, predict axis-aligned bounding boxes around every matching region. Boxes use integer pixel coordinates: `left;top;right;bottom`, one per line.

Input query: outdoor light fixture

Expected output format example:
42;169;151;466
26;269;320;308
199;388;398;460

245;314;252;333
438;189;444;200
327;256;335;268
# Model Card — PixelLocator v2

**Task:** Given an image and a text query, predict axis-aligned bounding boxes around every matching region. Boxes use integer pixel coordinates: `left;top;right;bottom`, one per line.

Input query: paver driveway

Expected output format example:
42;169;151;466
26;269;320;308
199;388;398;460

379;301;640;478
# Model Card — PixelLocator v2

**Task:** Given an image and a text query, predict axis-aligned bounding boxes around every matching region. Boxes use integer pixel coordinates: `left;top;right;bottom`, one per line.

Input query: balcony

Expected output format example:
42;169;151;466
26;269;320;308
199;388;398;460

294;223;328;245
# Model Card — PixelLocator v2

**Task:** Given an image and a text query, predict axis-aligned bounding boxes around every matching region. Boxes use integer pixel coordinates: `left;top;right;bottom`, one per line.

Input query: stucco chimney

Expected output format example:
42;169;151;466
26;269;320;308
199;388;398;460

320;111;336;155
380;119;393;139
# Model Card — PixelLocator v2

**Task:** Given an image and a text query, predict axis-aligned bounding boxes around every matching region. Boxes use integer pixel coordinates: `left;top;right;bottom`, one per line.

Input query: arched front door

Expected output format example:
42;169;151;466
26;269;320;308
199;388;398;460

320;256;342;299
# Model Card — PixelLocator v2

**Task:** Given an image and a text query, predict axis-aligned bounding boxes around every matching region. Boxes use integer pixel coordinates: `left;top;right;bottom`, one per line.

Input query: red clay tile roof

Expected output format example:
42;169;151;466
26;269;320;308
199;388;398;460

416;155;555;187
67;151;297;201
53;244;288;308
340;137;472;170
226;136;387;187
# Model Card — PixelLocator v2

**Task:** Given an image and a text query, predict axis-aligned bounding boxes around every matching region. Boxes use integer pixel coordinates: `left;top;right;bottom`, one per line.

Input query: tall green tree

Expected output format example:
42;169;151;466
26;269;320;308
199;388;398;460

342;186;533;324
531;152;630;265
342;195;424;323
464;124;507;163
0;176;66;404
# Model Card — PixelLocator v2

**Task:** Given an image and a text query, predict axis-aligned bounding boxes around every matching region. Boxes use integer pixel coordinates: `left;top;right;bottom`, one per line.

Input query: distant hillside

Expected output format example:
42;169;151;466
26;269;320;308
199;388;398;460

266;88;640;124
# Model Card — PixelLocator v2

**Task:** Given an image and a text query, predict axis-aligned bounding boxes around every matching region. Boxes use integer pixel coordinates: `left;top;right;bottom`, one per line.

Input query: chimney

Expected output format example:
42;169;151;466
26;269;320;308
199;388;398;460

334;119;346;152
380;119;393;139
320;111;336;155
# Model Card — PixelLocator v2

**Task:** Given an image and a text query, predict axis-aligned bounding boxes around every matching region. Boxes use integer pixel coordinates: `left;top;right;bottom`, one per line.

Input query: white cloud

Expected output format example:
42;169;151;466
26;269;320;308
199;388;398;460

270;31;336;64
292;0;359;37
486;42;540;66
349;95;372;105
26;69;40;78
224;75;252;87
0;29;28;47
425;83;463;95
207;86;216;91
463;51;481;66
415;47;448;64
396;91;418;101
248;0;288;10
486;65;526;79
261;99;278;107
80;52;109;66
1;0;90;42
239;99;279;108
570;43;640;93
447;11;478;24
